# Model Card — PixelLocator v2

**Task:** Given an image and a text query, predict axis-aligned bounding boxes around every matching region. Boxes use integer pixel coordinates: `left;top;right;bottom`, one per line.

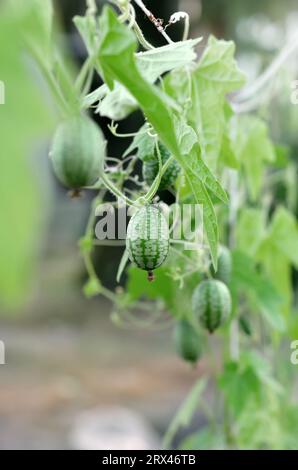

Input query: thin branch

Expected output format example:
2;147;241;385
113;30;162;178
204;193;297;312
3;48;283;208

133;0;173;44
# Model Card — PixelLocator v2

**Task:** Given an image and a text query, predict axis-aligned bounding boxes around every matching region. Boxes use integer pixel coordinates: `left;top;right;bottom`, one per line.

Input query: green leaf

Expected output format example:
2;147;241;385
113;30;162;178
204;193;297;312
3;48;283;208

126;250;201;317
235;208;266;257
231;251;285;331
267;207;298;268
126;265;177;311
161;66;192;110
189;36;245;169
256;207;298;311
234;116;276;200
273;144;290;169
173;118;228;204
241;351;284;395
123;124;156;161
219;361;260;416
219;128;239;169
163;379;207;448
83;277;102;298
191;79;225;170
137;38;202;82
257;239;292;312
74;15;98;55
195;36;246;92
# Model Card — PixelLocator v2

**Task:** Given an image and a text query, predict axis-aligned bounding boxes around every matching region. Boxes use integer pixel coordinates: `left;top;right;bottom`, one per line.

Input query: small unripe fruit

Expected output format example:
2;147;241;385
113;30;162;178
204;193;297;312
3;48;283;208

142;143;180;190
50;115;106;190
174;320;202;364
211;246;232;285
239;315;252;336
126;205;169;279
192;279;231;333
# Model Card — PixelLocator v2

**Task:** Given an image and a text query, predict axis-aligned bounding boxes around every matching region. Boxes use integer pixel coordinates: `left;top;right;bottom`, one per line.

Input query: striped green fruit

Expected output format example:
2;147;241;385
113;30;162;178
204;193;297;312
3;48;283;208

142;143;180;190
50;115;106;190
174;320;202;364
211;246;232;285
192;280;231;333
126;205;169;280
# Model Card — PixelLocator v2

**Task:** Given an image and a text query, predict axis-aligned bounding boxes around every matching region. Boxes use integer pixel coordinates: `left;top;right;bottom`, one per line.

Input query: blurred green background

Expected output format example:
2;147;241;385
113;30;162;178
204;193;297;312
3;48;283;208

0;0;297;449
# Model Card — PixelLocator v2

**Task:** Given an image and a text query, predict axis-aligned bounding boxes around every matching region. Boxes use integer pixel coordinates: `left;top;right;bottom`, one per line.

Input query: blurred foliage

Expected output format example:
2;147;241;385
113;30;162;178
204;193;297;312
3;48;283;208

0;1;58;308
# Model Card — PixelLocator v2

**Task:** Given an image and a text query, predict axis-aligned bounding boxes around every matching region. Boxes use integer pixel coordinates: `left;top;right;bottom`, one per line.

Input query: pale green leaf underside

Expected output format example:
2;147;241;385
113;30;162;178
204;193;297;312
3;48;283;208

85;37;202;120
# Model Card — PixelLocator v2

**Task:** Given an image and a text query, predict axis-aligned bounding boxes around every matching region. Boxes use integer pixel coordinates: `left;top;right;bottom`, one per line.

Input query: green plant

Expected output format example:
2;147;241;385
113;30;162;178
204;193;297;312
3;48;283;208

7;0;298;450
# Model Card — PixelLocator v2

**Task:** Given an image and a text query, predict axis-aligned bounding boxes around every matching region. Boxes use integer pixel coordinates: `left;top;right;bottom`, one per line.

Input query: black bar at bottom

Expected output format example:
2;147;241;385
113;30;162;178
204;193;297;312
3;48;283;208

0;449;296;465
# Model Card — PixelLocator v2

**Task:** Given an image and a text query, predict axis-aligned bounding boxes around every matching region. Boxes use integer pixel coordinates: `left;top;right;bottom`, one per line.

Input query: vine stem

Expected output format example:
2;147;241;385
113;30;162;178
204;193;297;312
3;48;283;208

109;0;155;50
86;0;97;16
81;194;118;304
228;170;240;362
100;172;137;207
232;33;298;113
133;0;174;44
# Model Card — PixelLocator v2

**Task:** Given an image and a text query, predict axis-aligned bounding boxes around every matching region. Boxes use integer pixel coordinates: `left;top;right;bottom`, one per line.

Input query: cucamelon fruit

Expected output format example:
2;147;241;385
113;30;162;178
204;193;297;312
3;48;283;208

126;205;169;281
192;279;231;333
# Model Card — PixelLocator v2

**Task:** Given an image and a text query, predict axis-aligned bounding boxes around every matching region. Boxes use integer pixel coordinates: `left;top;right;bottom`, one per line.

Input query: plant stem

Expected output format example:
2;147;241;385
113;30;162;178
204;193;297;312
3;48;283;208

133;20;155;50
100;172;137;206
82;194;119;304
87;0;97;16
133;0;174;44
182;13;190;41
142;152;174;203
